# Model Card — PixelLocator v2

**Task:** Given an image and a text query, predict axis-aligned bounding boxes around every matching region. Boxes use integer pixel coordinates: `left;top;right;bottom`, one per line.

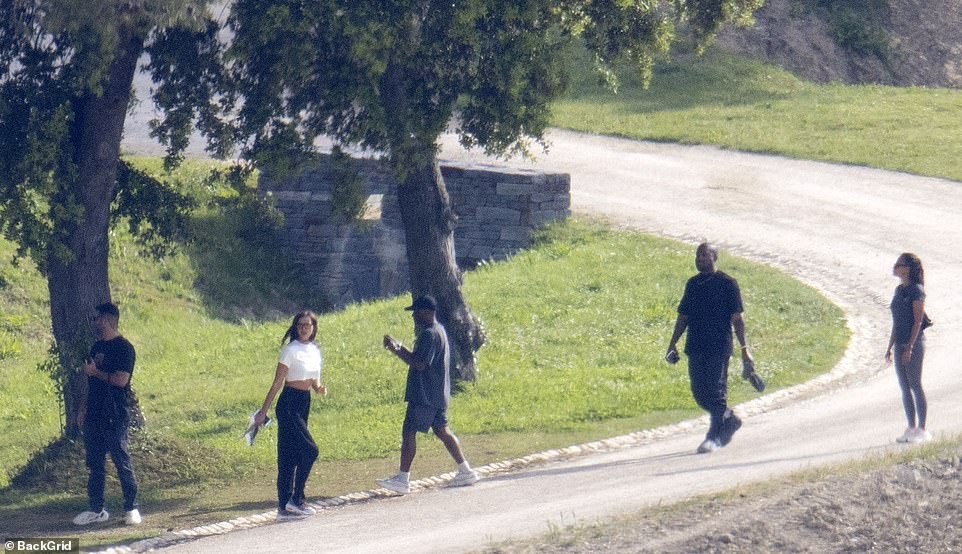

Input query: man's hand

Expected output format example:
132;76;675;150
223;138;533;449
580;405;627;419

82;358;97;376
383;335;400;353
664;346;680;365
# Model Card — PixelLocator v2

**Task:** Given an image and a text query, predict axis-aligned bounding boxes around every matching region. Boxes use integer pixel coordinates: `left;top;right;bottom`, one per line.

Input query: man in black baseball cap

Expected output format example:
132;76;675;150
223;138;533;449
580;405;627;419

378;295;479;494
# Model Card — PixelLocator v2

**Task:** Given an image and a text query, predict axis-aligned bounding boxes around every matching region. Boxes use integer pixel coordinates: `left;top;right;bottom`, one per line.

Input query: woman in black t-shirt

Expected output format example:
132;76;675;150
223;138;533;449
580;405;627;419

885;253;931;443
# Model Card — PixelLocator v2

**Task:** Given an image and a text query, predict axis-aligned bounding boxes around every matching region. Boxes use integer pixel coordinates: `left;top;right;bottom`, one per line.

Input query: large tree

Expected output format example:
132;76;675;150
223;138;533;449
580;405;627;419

0;0;224;438
226;0;763;381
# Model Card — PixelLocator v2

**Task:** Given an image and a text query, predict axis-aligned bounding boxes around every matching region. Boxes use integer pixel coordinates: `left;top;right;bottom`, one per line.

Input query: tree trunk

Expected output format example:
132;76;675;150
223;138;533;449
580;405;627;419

395;155;486;382
51;29;144;439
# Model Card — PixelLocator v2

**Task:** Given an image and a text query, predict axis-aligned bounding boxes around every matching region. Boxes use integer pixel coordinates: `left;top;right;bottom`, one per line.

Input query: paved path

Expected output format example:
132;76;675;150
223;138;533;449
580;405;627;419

120;128;962;553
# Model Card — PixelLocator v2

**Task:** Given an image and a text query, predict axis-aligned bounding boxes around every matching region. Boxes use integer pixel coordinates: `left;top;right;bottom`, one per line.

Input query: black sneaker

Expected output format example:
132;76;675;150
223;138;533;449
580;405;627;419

718;413;742;446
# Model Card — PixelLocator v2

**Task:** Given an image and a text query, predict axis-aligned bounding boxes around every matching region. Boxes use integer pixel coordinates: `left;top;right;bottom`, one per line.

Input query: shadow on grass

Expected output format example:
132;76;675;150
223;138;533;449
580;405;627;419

184;210;327;324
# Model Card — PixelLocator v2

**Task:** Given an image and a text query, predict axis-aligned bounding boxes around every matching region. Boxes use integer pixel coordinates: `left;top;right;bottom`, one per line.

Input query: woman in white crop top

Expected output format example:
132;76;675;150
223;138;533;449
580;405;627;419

254;310;326;519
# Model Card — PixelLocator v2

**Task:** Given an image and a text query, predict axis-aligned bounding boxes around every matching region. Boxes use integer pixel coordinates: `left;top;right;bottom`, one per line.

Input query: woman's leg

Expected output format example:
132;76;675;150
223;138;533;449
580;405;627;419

275;389;298;510
905;339;927;429
290;391;318;506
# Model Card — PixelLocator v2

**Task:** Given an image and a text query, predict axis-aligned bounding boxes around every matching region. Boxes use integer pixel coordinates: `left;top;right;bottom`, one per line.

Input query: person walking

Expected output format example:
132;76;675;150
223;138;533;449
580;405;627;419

73;302;141;526
885;253;932;443
377;295;479;494
666;243;754;454
254;310;327;519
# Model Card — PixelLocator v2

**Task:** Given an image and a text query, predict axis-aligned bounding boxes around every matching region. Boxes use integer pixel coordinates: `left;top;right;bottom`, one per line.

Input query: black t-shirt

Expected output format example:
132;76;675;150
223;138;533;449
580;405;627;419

677;271;744;355
891;283;925;345
86;336;136;424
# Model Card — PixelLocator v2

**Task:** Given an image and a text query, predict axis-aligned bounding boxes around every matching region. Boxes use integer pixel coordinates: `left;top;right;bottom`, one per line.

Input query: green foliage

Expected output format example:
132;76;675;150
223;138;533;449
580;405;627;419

809;0;891;57
328;147;367;222
226;0;764;167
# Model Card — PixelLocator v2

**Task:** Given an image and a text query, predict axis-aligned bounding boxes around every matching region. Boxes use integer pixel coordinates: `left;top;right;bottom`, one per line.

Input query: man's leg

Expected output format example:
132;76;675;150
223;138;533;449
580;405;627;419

689;352;731;442
84;423;108;512
433;426;465;465
399;430;417;472
105;423;138;512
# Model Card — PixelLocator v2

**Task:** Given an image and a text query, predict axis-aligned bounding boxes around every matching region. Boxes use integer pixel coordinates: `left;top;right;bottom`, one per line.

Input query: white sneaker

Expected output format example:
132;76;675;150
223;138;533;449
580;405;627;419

896;427;916;443
73;509;109;525
124;509;142;525
697;438;720;454
909;428;933;443
276;507;309;520
448;469;480;487
285;502;316;516
376;474;410;494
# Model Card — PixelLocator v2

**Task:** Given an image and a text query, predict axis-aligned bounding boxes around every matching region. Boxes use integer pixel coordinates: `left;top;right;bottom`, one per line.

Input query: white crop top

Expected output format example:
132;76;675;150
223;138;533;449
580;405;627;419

278;341;322;382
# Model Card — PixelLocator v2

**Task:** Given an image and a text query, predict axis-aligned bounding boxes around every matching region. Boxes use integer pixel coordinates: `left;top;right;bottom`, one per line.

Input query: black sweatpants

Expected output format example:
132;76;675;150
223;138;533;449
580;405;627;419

275;387;318;509
687;351;733;441
84;418;138;512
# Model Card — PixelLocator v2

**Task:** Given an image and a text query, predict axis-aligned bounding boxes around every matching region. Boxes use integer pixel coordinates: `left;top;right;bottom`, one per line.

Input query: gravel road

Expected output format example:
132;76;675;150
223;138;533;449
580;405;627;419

119;126;962;553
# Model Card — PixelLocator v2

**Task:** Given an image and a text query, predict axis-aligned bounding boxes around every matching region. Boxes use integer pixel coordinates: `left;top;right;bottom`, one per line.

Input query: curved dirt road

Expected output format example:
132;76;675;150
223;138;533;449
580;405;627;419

132;129;962;553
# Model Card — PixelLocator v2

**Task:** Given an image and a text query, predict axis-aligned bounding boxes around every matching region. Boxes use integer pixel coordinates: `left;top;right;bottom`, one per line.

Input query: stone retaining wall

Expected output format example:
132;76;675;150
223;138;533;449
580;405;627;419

260;155;570;307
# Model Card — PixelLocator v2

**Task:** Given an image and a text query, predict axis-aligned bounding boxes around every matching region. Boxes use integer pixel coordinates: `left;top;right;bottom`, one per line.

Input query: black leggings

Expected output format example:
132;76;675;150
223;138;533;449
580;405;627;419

894;337;927;429
275;387;318;509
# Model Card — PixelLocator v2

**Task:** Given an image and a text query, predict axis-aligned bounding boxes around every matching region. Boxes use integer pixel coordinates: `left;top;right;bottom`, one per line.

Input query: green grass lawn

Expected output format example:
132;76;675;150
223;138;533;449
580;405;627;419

0;157;847;546
553;46;962;182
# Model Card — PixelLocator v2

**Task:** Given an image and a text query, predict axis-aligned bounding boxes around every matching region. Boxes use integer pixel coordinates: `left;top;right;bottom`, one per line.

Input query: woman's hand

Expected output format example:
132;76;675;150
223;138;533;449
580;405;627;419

884;348;893;364
254;409;267;426
313;381;327;396
900;346;913;366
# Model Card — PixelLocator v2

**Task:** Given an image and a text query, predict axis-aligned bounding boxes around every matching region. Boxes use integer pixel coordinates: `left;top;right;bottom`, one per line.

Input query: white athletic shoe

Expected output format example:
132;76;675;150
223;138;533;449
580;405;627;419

896;427;916;443
376;474;411;494
124;509;142;525
73;509;109;525
909;428;933;443
448;468;480;487
697;438;720;454
285;502;316;516
277;507;309;520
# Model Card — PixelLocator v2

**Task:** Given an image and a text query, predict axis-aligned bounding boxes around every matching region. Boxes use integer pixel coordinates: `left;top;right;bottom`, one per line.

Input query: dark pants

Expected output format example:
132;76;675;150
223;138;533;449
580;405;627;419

687;351;733;441
894;336;927;428
276;387;318;509
84;418;138;512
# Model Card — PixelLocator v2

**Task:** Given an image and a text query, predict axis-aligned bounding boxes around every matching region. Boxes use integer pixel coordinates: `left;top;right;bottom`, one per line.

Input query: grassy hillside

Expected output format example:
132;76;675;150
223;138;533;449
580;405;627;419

554;46;962;182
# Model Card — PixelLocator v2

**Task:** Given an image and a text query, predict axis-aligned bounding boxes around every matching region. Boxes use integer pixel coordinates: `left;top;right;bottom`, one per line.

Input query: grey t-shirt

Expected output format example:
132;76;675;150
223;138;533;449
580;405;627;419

404;321;451;409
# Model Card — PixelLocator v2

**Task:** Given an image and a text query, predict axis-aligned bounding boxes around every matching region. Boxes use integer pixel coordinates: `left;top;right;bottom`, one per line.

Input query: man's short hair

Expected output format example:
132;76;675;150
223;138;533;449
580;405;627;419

95;302;120;319
697;242;719;260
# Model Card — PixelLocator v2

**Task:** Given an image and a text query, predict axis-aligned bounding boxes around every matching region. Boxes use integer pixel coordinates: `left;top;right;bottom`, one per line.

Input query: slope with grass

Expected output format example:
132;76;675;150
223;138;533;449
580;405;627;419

554;47;962;182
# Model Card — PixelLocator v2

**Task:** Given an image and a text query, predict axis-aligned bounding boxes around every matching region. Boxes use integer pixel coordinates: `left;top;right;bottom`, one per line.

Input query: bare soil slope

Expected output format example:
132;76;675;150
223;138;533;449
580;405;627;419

717;0;962;87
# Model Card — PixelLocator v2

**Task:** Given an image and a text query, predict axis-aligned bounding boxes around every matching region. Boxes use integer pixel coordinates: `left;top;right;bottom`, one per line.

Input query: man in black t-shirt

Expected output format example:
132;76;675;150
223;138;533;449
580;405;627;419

72;302;141;526
666;243;755;453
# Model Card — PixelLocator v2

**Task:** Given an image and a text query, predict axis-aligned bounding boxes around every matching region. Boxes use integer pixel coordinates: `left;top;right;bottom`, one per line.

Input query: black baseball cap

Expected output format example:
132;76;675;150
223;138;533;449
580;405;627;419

404;295;437;311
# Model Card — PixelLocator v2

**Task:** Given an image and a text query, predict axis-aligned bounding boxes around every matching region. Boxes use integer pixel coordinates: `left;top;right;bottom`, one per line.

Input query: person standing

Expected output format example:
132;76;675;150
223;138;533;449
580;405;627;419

666;243;754;454
254;310;327;519
377;295;479;494
73;302;141;526
885;253;932;443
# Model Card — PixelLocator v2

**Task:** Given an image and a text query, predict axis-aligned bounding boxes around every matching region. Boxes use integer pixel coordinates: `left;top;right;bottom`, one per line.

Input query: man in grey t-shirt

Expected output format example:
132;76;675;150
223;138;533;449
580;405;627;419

378;295;479;494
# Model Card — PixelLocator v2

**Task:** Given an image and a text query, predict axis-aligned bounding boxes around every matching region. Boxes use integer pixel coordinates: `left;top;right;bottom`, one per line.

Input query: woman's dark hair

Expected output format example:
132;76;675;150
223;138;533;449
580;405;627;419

897;253;924;285
282;310;317;345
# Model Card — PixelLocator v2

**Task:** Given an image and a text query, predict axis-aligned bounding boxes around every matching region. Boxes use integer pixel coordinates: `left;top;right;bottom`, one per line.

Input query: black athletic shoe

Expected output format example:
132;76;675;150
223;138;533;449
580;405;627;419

718;413;742;446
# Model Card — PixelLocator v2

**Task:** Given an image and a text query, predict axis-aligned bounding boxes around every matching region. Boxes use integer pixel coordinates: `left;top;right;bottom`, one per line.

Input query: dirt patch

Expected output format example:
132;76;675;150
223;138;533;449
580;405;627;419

484;443;962;553
716;0;962;87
